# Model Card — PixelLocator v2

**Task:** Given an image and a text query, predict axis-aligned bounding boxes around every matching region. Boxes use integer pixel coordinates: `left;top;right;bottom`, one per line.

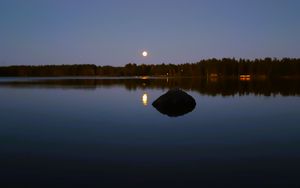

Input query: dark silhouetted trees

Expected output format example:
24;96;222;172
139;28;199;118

0;58;299;78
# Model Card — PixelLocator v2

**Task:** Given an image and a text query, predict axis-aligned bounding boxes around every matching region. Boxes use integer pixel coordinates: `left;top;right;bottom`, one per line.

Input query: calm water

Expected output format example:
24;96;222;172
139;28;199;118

0;77;300;187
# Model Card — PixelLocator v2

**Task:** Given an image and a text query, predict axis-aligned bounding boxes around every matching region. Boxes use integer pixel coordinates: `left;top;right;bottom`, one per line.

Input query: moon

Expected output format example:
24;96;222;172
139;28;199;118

142;51;148;57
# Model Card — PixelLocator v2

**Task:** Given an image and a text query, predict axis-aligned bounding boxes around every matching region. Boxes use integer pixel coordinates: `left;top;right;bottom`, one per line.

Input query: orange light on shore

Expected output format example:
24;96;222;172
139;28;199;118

240;75;251;81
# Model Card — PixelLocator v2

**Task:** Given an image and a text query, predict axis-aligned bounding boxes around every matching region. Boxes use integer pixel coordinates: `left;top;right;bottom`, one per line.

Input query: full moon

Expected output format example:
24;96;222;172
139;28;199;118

142;51;148;57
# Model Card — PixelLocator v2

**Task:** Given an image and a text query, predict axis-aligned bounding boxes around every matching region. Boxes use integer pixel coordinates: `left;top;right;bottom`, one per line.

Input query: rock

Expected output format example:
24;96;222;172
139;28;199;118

152;88;196;117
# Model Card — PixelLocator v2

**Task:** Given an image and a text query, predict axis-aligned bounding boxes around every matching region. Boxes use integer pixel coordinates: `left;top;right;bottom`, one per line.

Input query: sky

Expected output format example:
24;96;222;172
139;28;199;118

0;0;300;66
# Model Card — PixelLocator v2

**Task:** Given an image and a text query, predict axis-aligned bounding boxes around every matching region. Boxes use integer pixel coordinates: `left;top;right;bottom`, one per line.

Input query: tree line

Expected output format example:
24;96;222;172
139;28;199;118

0;58;299;78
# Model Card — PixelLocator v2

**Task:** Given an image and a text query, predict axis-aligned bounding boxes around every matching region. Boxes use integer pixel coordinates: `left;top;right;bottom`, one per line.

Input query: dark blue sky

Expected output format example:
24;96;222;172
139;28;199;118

0;0;299;66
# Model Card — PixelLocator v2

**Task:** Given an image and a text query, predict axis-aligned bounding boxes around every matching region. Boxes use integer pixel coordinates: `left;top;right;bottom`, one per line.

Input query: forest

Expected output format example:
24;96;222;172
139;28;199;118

0;58;299;78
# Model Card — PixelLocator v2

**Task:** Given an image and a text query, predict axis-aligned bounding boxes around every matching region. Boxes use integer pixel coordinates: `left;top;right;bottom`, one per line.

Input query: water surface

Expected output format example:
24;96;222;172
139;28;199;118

0;77;299;187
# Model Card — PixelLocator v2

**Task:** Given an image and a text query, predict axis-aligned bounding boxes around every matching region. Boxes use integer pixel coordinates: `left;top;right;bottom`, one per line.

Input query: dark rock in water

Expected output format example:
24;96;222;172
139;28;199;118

152;88;196;117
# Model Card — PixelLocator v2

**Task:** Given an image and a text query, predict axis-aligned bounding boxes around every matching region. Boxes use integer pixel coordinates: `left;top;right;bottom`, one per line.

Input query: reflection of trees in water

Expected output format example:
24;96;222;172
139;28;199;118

0;78;299;96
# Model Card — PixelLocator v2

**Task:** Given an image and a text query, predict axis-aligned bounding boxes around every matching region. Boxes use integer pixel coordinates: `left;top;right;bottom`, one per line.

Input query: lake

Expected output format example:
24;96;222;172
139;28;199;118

0;77;299;187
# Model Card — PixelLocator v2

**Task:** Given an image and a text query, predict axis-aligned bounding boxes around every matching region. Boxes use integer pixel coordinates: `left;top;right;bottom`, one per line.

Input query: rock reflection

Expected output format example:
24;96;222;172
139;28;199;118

152;88;196;117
